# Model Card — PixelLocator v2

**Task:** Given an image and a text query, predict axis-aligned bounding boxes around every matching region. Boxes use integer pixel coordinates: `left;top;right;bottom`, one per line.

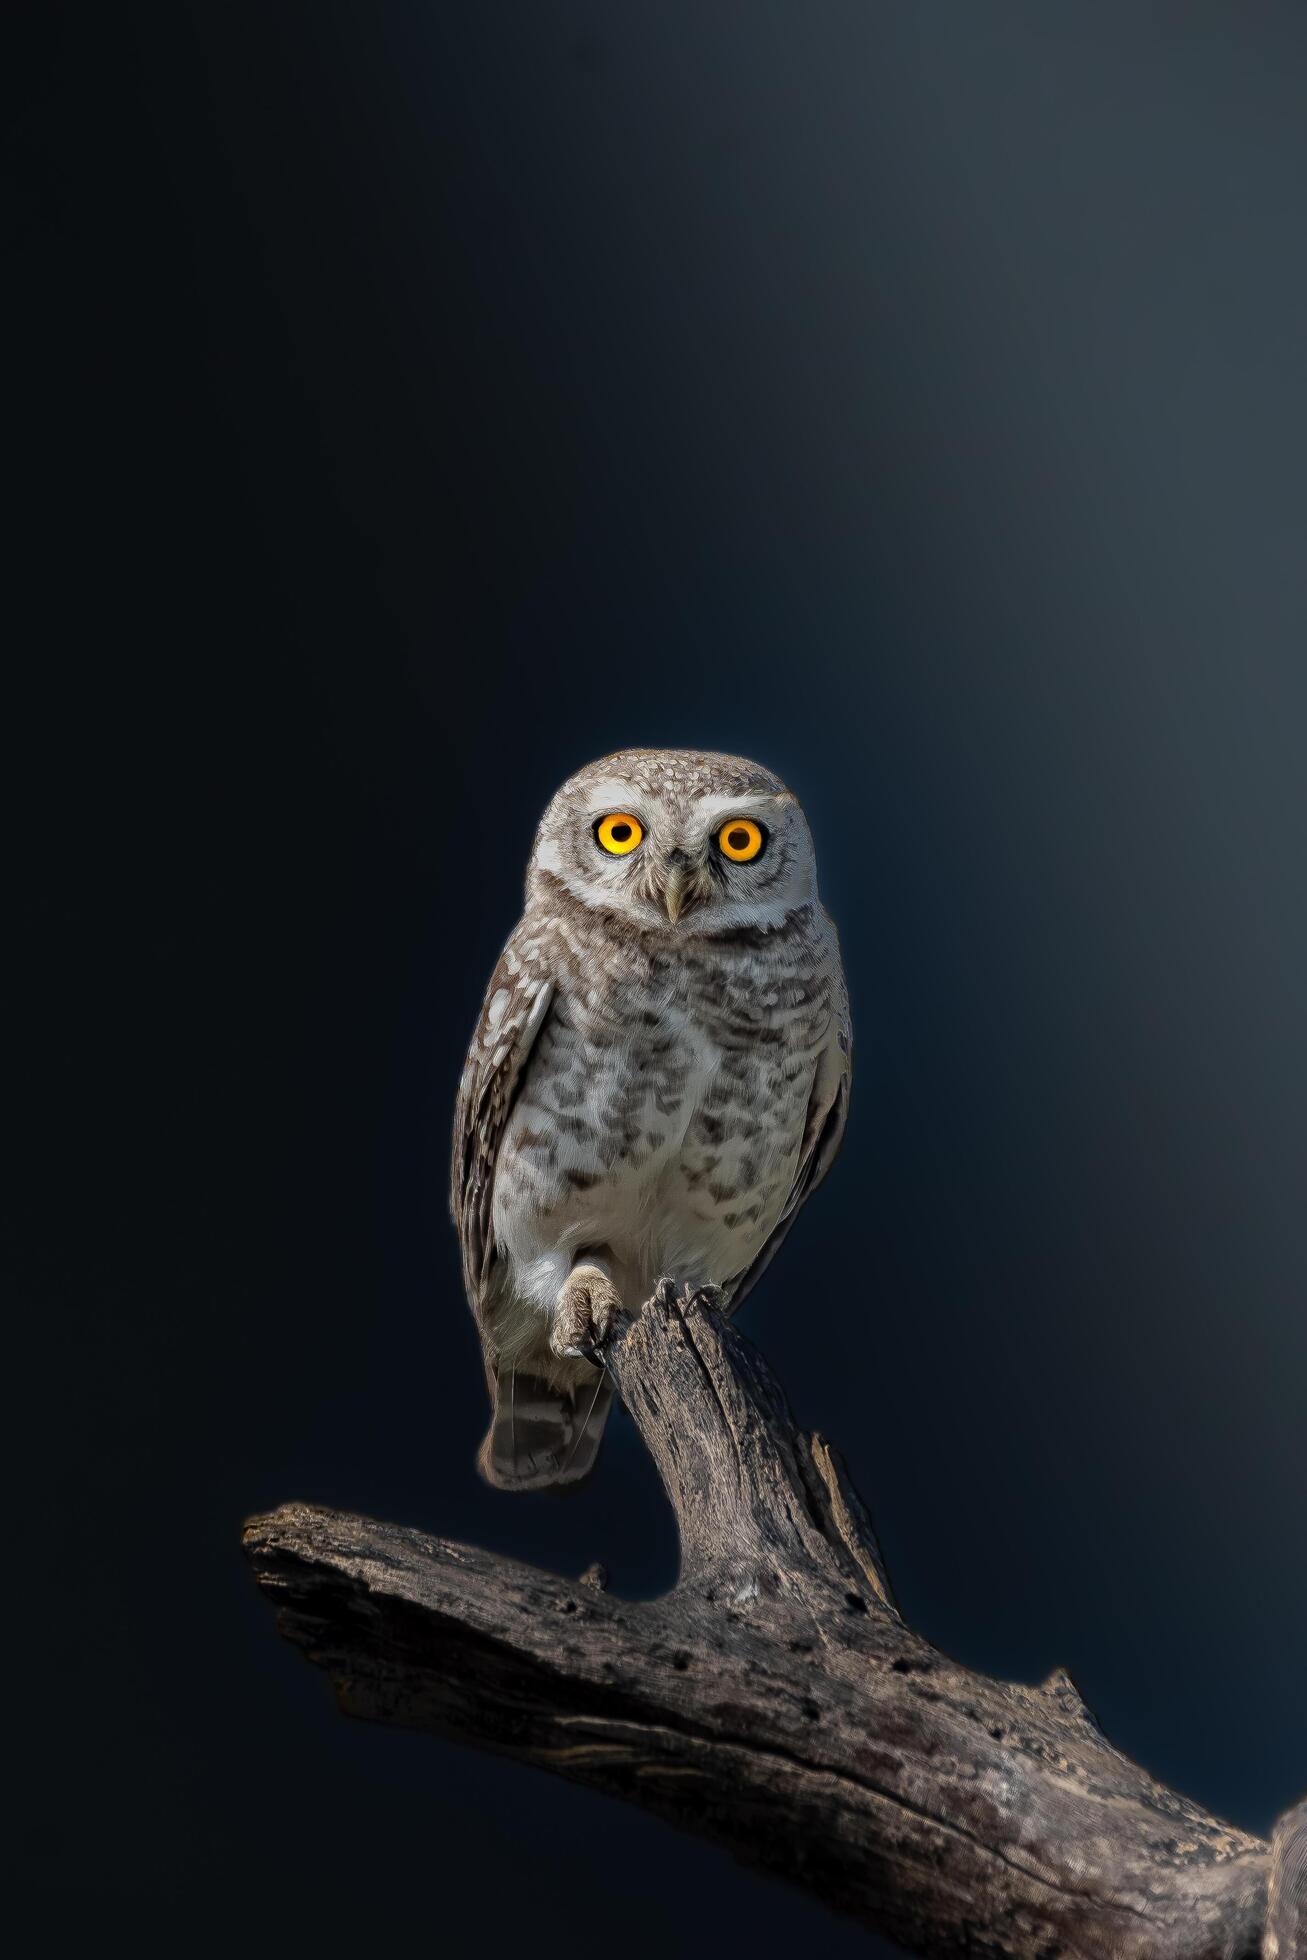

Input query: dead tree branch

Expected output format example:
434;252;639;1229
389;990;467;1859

244;1283;1300;1958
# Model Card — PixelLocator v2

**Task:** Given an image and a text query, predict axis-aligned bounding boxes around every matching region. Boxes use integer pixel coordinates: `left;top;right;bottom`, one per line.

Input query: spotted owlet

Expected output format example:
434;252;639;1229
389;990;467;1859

452;749;851;1489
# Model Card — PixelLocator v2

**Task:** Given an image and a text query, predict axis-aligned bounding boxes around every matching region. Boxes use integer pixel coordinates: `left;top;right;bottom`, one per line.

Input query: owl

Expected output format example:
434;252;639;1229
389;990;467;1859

452;749;851;1489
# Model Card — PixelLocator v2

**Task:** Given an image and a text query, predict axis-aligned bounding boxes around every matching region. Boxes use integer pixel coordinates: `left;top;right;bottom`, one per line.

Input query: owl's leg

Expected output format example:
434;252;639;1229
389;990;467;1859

551;1254;623;1362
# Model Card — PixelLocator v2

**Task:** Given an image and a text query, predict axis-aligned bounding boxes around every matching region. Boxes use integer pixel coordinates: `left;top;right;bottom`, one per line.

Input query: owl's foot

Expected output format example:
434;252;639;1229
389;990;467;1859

551;1265;623;1363
650;1276;726;1316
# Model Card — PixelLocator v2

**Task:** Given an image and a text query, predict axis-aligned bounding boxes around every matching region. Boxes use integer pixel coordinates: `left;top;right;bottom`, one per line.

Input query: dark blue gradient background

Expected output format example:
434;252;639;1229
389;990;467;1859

8;4;1304;1952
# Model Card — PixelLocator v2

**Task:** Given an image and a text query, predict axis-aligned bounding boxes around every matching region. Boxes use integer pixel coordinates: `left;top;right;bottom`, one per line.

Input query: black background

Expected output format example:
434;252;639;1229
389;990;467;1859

8;4;1305;1953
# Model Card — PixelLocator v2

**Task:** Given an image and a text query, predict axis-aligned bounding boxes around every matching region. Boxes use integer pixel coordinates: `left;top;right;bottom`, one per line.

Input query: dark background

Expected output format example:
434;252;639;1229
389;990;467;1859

7;3;1305;1951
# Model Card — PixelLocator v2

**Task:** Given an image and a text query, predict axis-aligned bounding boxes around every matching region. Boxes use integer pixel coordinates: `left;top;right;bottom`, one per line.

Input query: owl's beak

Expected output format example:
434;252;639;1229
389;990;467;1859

658;853;713;923
662;864;691;923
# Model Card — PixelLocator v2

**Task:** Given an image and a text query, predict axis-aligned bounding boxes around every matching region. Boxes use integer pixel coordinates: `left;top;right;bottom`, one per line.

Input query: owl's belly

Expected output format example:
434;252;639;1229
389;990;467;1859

494;997;820;1315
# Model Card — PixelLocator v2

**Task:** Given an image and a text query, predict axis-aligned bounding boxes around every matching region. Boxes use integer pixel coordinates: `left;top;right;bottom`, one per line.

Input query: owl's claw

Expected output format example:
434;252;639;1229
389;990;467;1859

552;1265;622;1363
650;1276;725;1317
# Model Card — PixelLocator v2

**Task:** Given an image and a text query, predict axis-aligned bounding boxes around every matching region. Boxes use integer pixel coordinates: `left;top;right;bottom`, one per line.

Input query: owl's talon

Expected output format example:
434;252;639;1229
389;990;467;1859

685;1282;726;1316
652;1276;680;1311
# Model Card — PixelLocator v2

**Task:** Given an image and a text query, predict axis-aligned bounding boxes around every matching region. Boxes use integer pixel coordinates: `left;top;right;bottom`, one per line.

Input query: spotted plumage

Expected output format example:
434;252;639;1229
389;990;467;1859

452;749;850;1488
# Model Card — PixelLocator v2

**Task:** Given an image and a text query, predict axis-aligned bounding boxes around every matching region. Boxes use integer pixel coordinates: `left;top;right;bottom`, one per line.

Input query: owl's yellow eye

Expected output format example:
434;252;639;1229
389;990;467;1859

717;817;765;862
595;812;644;856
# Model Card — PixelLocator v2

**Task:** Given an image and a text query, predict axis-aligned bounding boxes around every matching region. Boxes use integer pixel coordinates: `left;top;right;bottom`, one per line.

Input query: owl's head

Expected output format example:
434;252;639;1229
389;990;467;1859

528;749;819;934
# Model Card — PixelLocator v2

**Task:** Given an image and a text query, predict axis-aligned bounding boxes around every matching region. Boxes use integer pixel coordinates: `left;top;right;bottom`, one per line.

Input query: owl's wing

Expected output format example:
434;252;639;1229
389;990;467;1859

726;996;851;1315
451;937;554;1319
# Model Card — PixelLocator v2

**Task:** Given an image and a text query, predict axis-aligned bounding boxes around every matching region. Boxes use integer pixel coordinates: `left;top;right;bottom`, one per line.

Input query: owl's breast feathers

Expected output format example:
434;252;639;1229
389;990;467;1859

456;879;850;1322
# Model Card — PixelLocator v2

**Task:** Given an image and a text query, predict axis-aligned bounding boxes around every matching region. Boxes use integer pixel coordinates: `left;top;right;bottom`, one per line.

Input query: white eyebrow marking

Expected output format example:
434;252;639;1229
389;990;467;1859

578;778;649;816
692;792;790;823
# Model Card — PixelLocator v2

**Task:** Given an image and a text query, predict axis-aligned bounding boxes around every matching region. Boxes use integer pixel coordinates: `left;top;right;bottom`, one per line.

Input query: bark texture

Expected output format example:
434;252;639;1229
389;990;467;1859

244;1282;1300;1959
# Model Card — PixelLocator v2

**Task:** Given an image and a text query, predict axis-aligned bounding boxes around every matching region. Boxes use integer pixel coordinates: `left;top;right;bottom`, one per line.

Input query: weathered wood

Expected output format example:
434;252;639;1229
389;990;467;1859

244;1283;1294;1959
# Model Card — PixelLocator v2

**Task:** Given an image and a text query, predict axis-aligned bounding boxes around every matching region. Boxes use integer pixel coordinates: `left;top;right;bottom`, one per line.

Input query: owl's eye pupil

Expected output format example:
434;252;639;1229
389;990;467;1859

611;824;631;843
728;828;749;852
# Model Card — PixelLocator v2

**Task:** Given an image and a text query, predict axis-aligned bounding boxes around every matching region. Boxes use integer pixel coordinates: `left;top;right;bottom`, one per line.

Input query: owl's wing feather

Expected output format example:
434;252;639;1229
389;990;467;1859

726;995;851;1314
453;941;614;1490
451;940;554;1318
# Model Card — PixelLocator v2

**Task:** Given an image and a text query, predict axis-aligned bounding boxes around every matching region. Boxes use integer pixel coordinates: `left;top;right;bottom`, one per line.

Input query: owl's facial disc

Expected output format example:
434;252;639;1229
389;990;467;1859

593;814;714;922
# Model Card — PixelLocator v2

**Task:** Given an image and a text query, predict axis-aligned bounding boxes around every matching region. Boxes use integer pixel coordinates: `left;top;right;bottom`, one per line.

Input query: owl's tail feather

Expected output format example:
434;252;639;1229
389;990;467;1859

478;1364;613;1490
